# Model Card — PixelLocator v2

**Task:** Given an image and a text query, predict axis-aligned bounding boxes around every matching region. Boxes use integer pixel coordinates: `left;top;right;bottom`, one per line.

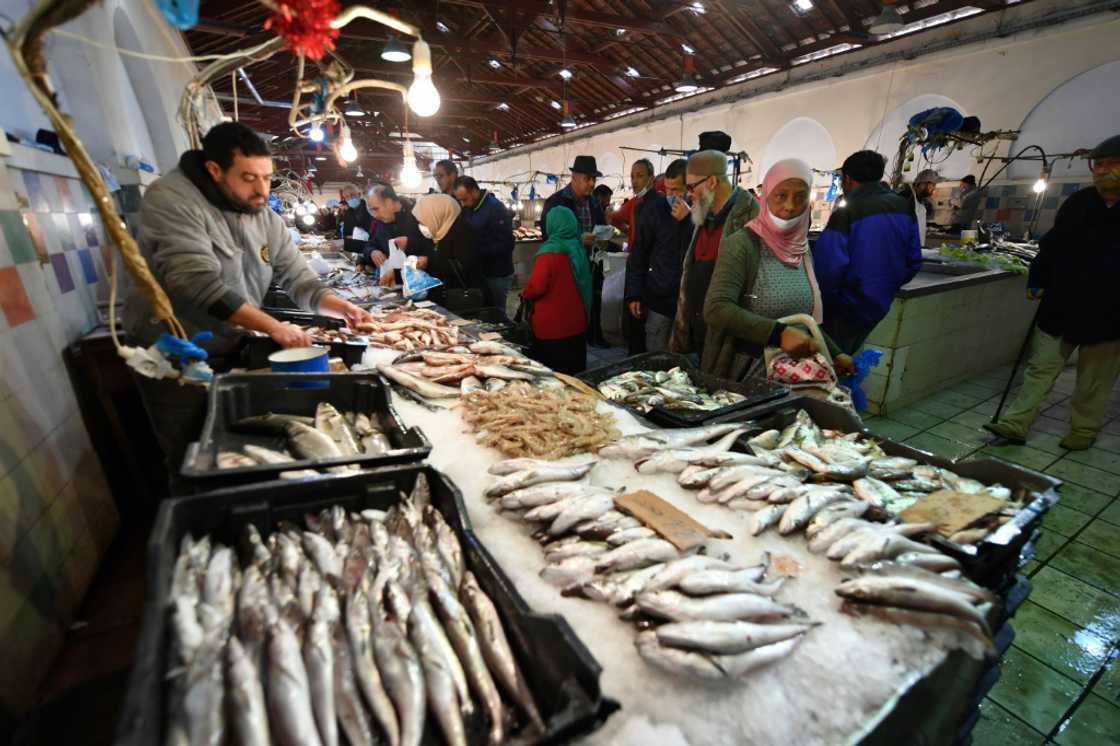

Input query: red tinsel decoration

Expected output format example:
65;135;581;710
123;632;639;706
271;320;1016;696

264;0;341;60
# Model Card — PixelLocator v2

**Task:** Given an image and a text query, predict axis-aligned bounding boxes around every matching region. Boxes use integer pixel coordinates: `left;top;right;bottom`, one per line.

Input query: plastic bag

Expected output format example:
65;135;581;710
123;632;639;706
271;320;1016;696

402;255;442;300
837;348;883;413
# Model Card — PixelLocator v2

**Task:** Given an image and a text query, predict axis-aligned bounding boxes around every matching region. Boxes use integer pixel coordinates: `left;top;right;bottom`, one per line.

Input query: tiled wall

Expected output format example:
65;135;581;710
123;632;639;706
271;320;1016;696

0;149;118;718
929;180;1090;238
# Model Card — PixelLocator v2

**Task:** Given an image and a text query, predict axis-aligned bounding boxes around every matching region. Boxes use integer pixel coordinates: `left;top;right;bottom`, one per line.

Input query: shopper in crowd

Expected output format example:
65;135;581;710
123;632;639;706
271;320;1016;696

541;156;609;346
909;168;940;247
813;150;923;354
593;184;614;214
412;193;483;304
521;207;592;374
331;182;376;256
433;159;459;195
366;182;434;269
985;134;1120;451
123;122;372;479
669;149;759;359
625;159;693;353
702;158;854;379
951;173;985;233
610;158;656;248
453;175;516;317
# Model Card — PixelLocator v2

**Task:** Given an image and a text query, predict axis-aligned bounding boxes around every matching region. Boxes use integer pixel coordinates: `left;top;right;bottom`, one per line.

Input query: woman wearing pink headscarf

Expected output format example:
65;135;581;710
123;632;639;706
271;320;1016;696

701;158;853;379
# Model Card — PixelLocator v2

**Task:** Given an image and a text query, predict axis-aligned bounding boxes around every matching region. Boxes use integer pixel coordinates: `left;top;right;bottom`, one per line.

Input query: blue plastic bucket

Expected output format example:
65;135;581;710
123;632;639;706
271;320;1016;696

268;346;329;388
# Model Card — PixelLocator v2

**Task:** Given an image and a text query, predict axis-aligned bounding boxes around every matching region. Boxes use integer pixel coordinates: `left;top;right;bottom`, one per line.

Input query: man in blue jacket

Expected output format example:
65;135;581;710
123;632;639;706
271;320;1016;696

625;159;694;352
814;150;923;354
454;176;515;317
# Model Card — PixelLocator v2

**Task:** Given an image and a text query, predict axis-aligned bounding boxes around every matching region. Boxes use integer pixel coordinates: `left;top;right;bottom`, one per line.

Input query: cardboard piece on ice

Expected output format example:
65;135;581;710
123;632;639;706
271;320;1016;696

615;490;731;550
899;490;1006;537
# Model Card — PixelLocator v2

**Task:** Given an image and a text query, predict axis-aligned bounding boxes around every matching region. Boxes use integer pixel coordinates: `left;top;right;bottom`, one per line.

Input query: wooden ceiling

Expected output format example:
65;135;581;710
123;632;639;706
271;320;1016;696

184;1;1022;181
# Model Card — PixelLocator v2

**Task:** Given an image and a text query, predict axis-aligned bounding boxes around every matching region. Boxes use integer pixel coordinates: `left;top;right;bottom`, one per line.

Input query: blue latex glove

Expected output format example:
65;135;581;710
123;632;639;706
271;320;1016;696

837;348;883;413
1027;287;1044;300
155;331;213;363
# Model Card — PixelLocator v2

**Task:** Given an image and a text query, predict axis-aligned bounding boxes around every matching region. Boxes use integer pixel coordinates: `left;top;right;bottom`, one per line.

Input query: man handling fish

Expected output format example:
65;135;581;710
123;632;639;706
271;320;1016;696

123;122;373;484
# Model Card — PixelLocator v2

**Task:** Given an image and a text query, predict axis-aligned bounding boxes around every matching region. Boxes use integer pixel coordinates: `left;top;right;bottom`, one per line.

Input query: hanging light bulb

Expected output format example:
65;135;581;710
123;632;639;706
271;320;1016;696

309;123;325;143
301;213;315;226
356;164;365;178
381;36;411;63
1033;164;1051;194
559;99;577;129
408;40;441;117
869;1;904;34
400;142;422;188
339;124;358;162
675;55;700;93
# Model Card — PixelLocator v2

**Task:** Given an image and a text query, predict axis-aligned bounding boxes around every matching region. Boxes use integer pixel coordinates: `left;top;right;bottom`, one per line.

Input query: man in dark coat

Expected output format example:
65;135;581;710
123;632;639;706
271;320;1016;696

331;182;376;258
985;134;1120;450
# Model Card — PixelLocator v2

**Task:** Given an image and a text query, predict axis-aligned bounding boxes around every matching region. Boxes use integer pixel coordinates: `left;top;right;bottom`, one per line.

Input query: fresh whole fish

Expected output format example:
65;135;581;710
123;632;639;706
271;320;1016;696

869;457;918;480
460;571;544;731
606;526;657;546
712;637;803;677
598;367;747;413
345;588;401;746
540;555;597;587
805;501;870;537
778;492;847;534
303;532;343;584
633;430;749;474
485;463;596;497
677;569;786;597
499;483;614;511
895;551;961;572
599;424;744;459
544;540;609;562
656;620;811;655
836;576;991;634
371;583;426;746
218;451;257;469
748;504;787;536
268;619;324;746
807;518;876;554
227;636;270;746
549;492;616;535
377;363;461;399
839;532;941;567
243;444;294;465
846;562;996;605
644;556;740;593
408;601;469;746
594;539;680;573
749;430;781;450
231;413;316;434
285;421;345;461
489;455;598;476
424;506;465;590
853;477;901;509
332;624;375;746
636;589;799;622
304;592;338;746
635;630;724;680
315;402;361;457
842;602;995;658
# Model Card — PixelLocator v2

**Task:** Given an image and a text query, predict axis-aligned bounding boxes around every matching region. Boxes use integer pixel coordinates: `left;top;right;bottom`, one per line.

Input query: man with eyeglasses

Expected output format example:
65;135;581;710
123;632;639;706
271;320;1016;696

669;150;759;358
985;134;1120;451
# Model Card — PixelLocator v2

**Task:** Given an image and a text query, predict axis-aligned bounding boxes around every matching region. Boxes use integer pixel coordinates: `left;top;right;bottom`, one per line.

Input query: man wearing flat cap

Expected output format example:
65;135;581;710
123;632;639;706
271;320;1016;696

986;134;1120;450
540;155;610;345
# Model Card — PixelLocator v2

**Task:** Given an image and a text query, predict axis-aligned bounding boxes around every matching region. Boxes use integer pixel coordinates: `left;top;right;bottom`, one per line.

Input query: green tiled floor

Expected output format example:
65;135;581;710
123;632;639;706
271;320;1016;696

866;363;1120;743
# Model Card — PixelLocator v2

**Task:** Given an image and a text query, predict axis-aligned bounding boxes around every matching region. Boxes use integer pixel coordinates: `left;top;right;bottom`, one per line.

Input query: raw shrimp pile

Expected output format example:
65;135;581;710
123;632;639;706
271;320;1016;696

461;383;621;459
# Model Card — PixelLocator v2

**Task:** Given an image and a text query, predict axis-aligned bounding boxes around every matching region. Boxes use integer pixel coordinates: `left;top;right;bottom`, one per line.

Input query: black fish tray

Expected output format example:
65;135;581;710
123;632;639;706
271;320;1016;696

578;351;789;428
711;396;1060;589
456;306;524;344
180;372;431;487
114;464;616;746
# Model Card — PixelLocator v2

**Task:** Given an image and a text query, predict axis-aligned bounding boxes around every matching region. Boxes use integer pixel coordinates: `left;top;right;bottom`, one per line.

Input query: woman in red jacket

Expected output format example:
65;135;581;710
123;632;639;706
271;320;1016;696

521;206;593;373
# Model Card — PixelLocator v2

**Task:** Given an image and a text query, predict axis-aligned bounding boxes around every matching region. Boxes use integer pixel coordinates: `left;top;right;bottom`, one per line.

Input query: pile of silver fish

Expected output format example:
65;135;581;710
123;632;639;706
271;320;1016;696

217;402;393;478
604;415;1018;547
377;341;557;402
597;367;747;414
483;455;816;681
165;475;544;746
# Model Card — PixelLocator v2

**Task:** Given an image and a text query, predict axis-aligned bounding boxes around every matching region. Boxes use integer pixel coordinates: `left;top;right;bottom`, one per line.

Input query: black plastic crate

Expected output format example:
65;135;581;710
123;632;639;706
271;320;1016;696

711;396;1061;589
181;372;431;485
456;306;531;346
579;352;789;428
114;464;615;746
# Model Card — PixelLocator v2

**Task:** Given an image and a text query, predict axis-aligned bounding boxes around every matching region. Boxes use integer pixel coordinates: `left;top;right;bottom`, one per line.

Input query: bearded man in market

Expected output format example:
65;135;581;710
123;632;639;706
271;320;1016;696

669;149;760;359
626;158;693;353
541;155;610;346
123;121;372;485
985;134;1120;451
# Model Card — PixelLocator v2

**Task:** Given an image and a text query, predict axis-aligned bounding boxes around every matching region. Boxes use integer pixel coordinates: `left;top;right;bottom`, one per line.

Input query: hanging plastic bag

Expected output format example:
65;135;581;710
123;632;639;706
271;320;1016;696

837;348;884;413
157;0;200;29
402;255;442;300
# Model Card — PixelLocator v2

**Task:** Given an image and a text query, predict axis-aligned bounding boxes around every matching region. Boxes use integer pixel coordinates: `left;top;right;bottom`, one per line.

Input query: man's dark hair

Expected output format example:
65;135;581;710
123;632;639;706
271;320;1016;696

841;150;887;183
633;159;654;178
434;159;458;176
593;184;613;200
202;122;270;170
453;175;480;192
960;174;977;186
665;158;688;180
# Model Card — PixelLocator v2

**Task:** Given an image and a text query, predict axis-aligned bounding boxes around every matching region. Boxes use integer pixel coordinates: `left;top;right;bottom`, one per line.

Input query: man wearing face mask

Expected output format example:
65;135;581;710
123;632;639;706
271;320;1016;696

330;182;377;259
669;150;759;359
366;182;434;274
984;134;1120;451
610;159;656;248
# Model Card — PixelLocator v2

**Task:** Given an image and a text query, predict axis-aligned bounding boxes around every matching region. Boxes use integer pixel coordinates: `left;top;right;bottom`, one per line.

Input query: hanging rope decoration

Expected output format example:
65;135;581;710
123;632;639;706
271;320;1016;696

263;0;341;60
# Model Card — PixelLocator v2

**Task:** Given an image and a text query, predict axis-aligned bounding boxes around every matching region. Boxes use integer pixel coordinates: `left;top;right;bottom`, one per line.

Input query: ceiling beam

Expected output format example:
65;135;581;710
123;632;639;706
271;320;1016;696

431;1;684;38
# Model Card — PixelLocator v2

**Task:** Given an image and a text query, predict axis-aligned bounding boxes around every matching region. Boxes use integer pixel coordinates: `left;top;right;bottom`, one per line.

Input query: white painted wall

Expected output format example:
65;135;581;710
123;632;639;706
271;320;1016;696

467;9;1120;199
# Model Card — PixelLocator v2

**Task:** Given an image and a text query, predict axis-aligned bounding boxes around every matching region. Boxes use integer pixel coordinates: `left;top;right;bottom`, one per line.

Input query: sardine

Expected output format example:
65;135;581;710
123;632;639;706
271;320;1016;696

644;556;740;593
636;589;798;622
655;620;811;655
304;592;338;746
633;430;749;474
677;569;785;597
499;483;613;511
600;424;744;459
372;583;426;746
748;504;787;536
303;531;343;583
594;539;679;573
429;575;505;744
489;454;598;476
779;492;847;534
635;631;724;680
484;463;596;497
345;588;401;746
377;363;461;399
268;619;323;746
549;492;616;535
407;599;469;746
331;624;375;746
227;636;270;746
460;571;544;730
424;506;464;590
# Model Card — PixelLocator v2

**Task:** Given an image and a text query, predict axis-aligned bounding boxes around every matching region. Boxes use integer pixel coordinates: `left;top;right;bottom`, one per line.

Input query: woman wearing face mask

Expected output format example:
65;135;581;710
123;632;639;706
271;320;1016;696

412;194;483;305
702;158;854;379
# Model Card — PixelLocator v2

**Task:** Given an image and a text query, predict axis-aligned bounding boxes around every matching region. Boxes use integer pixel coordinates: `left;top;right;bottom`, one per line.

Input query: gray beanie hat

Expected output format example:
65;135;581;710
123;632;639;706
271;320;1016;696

1090;134;1120;160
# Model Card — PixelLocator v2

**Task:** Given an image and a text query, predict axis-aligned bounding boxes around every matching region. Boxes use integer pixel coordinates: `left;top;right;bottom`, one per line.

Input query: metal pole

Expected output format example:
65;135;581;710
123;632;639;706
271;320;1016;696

991;305;1041;423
